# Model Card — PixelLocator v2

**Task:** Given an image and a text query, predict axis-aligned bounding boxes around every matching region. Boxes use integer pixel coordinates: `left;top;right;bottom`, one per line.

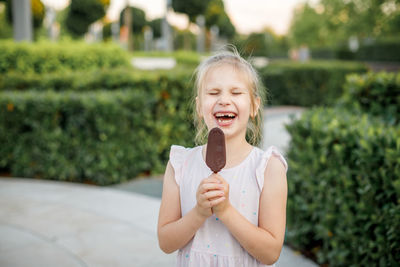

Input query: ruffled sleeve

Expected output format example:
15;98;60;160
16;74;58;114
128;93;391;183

169;145;190;186
255;146;288;190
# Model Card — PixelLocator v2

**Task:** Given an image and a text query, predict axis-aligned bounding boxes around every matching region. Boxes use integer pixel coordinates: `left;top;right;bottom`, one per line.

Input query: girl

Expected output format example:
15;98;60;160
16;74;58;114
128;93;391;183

157;48;288;267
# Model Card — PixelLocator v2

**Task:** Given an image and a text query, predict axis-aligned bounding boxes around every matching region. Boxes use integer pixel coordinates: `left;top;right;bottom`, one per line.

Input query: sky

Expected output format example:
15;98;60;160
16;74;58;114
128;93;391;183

41;0;311;35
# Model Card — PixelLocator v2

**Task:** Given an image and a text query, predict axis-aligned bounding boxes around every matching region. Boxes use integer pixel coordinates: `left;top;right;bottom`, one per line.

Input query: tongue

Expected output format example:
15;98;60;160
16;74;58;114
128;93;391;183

217;117;233;127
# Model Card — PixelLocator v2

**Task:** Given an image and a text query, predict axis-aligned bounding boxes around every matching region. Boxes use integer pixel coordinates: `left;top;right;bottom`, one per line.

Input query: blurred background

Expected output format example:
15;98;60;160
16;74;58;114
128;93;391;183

0;0;399;266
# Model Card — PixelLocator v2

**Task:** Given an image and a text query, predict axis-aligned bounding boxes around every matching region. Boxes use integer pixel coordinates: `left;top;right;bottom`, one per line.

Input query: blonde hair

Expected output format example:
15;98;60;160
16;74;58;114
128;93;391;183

192;46;265;146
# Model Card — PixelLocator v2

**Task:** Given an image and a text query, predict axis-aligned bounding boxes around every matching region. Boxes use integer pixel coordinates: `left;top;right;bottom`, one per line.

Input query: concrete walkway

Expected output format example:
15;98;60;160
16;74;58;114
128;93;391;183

0;106;317;267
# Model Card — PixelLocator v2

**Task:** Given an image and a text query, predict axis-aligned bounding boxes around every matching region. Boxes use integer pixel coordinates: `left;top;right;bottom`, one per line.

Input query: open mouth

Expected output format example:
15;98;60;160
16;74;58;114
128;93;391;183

214;112;237;126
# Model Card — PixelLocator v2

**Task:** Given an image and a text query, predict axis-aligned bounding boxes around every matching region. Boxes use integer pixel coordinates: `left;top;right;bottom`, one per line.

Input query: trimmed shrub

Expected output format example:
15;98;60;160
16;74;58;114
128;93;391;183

0;67;193;92
286;107;400;266
259;60;368;107
0;86;194;185
311;39;400;62
338;72;400;124
0;41;129;74
310;47;336;60
356;39;400;62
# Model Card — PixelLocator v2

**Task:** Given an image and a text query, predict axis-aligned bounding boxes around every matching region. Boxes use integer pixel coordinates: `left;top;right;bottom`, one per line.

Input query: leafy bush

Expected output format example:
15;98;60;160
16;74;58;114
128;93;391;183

0;84;194;185
356;39;400;62
0;67;193;92
0;41;129;74
286;107;400;266
311;39;400;62
259;60;368;107
338;72;400;124
0;43;201;184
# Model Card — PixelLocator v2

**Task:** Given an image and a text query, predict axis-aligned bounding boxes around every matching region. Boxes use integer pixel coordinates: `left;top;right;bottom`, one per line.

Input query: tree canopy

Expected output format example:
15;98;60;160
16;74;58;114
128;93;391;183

205;0;235;39
289;0;400;47
234;27;289;57
171;0;211;23
65;0;108;37
148;18;162;39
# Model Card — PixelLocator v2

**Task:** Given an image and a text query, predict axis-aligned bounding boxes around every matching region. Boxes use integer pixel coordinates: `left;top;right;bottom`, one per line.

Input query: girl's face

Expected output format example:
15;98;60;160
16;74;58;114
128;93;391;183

197;64;259;141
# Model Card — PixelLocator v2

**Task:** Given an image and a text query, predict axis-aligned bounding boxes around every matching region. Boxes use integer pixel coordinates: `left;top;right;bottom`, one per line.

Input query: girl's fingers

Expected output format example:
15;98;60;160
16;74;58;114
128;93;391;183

201;177;221;185
209;196;226;207
214;174;227;184
200;183;224;193
197;194;210;208
204;189;224;199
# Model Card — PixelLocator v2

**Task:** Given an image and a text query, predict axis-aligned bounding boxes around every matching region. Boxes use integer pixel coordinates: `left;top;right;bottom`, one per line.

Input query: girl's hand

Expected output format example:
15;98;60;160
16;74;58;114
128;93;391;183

196;175;226;219
211;174;231;217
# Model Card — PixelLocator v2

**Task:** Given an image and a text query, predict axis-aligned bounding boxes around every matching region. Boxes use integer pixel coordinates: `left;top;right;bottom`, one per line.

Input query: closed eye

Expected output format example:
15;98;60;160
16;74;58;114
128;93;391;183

207;89;220;95
231;87;246;95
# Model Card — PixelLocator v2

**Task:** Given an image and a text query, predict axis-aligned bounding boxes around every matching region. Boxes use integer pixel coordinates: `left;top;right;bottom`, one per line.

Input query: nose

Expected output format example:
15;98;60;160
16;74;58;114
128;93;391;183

217;91;231;106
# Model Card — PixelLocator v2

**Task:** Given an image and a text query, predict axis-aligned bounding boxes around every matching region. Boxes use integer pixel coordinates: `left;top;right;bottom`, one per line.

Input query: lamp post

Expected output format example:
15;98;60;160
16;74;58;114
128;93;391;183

161;0;173;51
12;0;33;42
122;0;133;51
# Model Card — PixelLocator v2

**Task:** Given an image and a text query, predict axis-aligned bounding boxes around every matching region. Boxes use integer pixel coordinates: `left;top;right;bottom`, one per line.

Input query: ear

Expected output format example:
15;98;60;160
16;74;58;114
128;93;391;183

251;96;261;118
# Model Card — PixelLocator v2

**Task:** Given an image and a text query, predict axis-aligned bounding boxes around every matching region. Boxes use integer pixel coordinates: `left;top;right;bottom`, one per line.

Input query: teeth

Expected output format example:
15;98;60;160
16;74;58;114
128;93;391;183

215;112;236;118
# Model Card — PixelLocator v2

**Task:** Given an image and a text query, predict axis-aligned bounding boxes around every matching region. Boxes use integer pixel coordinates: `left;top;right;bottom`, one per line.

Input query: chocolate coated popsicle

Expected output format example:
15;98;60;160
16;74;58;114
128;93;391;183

206;127;226;173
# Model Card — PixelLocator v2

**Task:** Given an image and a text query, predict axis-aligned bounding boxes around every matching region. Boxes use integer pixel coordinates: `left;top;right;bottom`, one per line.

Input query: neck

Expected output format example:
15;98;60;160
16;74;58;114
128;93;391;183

226;136;249;155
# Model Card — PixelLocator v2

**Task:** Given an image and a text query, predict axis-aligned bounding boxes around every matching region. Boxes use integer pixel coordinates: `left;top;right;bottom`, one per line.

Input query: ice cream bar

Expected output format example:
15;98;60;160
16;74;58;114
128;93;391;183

206;127;226;173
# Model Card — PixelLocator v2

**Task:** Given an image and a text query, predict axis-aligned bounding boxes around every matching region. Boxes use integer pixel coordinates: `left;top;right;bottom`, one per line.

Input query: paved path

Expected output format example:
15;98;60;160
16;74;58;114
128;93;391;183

0;106;317;267
262;106;304;153
0;178;175;267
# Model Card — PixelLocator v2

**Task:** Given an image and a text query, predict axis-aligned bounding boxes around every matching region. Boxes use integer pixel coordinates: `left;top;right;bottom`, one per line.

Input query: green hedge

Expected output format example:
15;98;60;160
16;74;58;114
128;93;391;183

0;67;193;92
0;42;199;185
0;41;130;74
338;72;400;124
311;39;400;62
259;60;368;107
286;108;400;266
356;39;400;62
0;86;194;185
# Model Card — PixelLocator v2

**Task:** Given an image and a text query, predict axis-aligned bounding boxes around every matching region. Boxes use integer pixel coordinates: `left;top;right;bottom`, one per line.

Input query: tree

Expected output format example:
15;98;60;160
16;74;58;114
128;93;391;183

102;21;112;41
289;0;400;48
65;0;108;37
148;18;162;39
171;0;211;23
289;3;326;47
205;0;235;39
172;0;211;50
119;6;147;34
205;0;223;27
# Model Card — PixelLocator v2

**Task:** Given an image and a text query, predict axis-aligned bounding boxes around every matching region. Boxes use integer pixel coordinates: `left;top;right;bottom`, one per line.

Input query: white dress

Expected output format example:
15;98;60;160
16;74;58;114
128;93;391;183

169;145;288;267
